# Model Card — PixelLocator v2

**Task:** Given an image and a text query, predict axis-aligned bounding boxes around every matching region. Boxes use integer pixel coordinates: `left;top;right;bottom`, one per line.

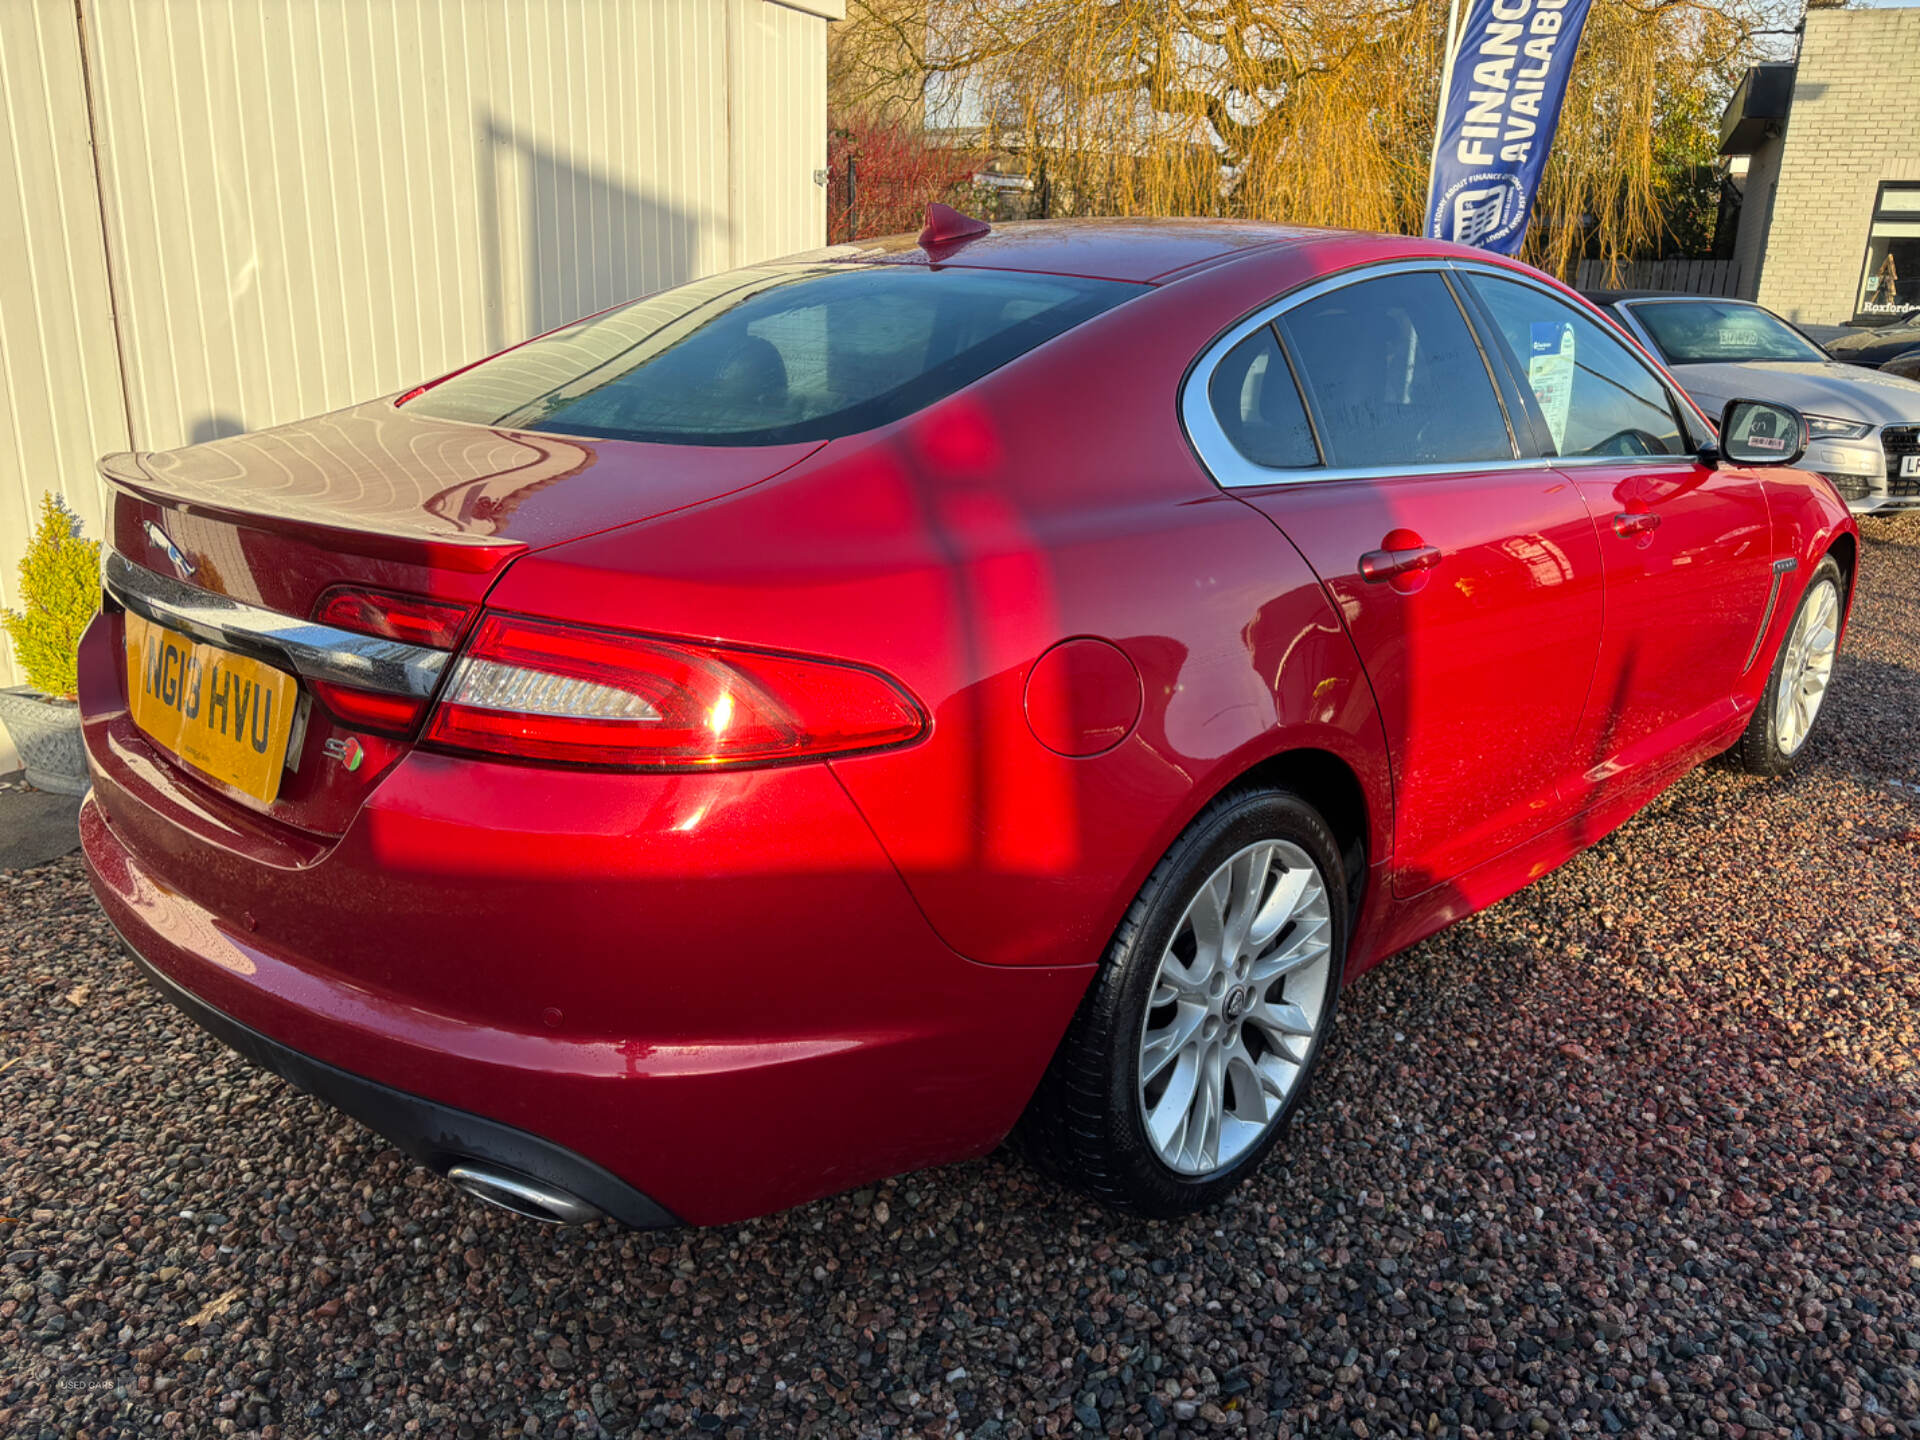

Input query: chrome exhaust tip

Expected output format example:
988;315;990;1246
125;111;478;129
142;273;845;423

445;1163;605;1225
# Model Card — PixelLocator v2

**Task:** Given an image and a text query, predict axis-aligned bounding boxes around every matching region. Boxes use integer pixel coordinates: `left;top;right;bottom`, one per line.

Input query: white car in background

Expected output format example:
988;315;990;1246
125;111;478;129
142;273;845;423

1587;291;1920;514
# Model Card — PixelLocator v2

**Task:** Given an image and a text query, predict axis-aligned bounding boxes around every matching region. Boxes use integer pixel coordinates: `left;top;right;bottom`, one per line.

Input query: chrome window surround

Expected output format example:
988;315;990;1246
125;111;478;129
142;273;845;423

104;549;450;699
1181;257;1704;491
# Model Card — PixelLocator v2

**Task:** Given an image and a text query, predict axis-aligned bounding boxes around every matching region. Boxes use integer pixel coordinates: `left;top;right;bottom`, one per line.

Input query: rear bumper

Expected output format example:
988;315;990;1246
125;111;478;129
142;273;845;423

113;916;678;1227
77;611;1095;1225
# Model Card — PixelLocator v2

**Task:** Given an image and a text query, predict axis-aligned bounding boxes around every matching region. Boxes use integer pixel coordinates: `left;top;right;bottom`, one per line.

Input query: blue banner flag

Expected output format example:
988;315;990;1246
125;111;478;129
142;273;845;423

1425;0;1595;255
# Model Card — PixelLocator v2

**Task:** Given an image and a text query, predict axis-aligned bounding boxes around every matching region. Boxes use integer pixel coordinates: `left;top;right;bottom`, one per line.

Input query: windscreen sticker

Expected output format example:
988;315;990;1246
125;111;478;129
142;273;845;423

1529;321;1576;452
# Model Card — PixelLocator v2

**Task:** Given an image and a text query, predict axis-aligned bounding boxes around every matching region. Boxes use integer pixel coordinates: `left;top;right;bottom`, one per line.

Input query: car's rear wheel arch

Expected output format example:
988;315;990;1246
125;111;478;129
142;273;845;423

1017;776;1353;1214
1065;741;1376;1004
1211;746;1371;927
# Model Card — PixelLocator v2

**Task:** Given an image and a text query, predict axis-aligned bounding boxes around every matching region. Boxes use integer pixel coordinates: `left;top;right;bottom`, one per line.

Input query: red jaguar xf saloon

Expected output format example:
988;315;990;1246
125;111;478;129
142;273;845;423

78;215;1856;1227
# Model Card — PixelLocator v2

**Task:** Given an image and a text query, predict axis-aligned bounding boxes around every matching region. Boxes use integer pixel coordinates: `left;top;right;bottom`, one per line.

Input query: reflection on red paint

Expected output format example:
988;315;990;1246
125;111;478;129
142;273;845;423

912;396;1004;475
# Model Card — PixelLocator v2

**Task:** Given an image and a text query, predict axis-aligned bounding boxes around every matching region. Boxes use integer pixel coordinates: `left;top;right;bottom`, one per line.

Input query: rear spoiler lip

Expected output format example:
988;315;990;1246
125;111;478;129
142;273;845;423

98;465;525;576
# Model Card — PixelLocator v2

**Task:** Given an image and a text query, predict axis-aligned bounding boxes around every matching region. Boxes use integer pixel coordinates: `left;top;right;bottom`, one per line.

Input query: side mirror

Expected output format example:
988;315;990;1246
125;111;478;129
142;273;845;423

1718;399;1809;467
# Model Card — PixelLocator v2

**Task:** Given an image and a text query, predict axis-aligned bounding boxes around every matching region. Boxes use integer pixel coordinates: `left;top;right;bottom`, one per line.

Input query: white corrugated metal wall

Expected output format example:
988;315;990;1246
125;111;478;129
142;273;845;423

0;0;835;688
0;0;133;652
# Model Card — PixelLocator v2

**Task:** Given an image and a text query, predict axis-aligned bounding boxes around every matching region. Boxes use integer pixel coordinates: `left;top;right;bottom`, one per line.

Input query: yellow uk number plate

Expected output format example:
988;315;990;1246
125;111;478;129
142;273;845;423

124;612;299;803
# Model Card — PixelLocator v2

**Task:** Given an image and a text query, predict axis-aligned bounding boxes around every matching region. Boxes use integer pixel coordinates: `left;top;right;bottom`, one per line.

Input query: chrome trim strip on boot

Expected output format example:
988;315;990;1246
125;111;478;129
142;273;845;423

104;550;449;698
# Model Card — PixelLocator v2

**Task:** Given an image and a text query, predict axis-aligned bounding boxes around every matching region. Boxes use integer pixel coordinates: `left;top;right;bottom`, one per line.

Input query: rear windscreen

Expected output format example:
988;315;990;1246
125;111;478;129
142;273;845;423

1627;301;1827;365
403;264;1138;445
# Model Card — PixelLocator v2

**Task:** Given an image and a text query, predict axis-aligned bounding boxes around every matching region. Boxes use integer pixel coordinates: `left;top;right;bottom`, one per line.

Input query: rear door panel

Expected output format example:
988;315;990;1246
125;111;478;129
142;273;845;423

1202;265;1608;898
1243;471;1604;896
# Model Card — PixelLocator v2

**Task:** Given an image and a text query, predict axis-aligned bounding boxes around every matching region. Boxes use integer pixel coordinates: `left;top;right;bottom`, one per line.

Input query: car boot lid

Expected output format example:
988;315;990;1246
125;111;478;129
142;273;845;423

102;398;823;567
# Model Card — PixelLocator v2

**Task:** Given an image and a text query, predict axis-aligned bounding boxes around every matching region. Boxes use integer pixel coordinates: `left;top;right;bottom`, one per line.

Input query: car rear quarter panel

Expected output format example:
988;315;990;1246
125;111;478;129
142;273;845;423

490;253;1399;971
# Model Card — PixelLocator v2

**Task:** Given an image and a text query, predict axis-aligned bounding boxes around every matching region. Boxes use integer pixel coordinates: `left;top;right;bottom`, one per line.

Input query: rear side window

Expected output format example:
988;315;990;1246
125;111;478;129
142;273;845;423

402;265;1137;446
1465;274;1686;458
1278;272;1514;469
1207;326;1319;468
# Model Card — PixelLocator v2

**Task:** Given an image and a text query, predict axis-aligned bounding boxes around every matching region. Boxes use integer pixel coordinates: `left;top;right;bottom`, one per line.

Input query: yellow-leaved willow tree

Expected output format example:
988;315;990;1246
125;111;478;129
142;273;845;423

830;0;1780;280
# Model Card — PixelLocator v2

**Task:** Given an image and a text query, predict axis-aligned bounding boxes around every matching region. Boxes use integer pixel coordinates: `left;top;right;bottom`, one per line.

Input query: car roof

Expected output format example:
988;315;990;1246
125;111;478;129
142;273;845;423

789;218;1406;285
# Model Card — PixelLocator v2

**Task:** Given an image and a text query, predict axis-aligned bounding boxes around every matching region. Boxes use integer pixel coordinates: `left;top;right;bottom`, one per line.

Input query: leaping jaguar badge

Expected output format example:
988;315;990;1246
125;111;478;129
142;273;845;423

143;520;195;579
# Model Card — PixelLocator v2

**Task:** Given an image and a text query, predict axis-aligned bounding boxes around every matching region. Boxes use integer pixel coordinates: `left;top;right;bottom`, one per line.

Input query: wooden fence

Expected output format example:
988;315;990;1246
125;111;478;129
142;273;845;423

1573;258;1745;298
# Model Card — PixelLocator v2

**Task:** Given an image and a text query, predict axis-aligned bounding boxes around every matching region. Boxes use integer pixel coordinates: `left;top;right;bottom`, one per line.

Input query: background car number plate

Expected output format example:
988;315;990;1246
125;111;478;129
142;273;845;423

124;612;298;803
1902;455;1920;477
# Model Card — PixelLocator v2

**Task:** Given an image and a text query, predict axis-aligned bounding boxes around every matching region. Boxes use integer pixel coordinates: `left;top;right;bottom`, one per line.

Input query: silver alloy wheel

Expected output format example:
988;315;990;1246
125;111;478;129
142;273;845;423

1137;840;1334;1177
1775;577;1840;757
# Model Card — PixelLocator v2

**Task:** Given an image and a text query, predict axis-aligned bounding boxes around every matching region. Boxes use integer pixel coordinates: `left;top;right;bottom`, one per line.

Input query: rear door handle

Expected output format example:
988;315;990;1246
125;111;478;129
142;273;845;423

1359;544;1443;582
1613;510;1661;538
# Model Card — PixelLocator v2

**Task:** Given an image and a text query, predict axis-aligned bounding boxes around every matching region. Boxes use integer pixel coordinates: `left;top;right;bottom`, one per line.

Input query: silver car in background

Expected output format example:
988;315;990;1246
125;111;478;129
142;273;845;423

1588;292;1920;514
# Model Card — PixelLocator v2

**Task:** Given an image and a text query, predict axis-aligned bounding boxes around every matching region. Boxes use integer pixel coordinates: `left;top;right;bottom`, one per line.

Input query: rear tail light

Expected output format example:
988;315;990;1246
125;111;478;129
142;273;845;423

309;587;474;736
314;586;473;649
306;681;431;735
422;614;926;769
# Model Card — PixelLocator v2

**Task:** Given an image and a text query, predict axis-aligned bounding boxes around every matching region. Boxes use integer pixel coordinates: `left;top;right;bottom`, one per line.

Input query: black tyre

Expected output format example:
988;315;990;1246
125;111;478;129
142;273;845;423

1732;555;1843;777
1018;785;1347;1218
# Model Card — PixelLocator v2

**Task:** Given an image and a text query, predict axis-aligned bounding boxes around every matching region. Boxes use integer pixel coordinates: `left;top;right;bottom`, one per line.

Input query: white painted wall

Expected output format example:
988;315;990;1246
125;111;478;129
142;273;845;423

0;0;835;687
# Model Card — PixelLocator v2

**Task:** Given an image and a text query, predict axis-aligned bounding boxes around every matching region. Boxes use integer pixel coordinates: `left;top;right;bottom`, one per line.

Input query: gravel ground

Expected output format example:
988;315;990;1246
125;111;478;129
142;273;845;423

4;516;1919;1440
